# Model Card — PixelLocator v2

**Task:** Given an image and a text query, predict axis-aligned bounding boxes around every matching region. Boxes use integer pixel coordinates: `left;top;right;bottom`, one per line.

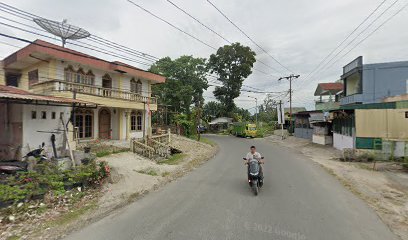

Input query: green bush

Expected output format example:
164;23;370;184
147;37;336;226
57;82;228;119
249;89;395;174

0;161;111;204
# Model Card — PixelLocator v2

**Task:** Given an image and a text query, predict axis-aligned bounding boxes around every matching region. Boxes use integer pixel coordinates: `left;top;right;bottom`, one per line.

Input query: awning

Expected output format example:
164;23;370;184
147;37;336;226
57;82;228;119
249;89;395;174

0;85;95;107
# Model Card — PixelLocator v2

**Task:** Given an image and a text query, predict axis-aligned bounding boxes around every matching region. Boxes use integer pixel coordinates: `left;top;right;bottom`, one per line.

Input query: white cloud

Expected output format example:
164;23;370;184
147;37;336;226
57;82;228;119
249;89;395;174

1;0;407;111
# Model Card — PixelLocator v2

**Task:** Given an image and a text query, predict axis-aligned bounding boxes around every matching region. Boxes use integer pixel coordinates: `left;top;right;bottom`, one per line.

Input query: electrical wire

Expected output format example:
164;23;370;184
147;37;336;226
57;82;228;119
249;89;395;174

206;0;294;74
302;0;389;82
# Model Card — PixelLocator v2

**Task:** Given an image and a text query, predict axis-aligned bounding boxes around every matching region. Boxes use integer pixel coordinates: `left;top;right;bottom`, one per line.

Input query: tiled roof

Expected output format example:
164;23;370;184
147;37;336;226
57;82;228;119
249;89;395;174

318;82;343;91
2;39;165;83
0;85;92;104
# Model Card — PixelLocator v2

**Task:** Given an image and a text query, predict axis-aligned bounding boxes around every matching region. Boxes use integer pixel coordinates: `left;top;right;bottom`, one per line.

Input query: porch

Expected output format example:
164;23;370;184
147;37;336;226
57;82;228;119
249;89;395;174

74;106;151;142
30;80;157;110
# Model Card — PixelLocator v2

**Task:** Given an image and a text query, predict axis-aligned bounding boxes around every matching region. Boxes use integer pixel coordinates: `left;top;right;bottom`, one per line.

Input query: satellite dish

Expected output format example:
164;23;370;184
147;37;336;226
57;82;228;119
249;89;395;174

34;18;91;47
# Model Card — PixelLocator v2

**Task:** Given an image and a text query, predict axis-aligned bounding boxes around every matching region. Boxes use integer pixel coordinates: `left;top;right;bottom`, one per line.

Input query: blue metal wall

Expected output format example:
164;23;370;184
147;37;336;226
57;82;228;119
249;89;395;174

362;61;408;103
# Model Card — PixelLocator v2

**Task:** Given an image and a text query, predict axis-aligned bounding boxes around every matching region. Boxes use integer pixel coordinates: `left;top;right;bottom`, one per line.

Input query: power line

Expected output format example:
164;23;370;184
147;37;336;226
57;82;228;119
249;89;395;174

0;2;160;62
0;6;159;64
323;1;408;71
299;0;401;88
302;0;389;82
127;0;217;50
206;0;294;74
0;20;153;67
165;0;282;74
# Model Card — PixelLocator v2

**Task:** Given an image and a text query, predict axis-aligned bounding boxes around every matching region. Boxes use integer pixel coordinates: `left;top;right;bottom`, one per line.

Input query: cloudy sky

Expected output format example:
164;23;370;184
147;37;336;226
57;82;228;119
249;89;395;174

1;0;407;111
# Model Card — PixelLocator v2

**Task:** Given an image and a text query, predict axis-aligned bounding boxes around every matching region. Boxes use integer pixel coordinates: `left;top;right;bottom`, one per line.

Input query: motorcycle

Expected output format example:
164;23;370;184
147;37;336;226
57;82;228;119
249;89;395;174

243;157;264;196
24;142;48;163
0;142;47;175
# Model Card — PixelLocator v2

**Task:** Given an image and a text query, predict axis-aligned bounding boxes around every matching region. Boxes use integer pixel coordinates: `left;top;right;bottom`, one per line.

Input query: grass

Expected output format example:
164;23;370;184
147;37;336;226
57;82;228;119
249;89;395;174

95;148;129;158
161;171;170;177
199;137;217;146
188;135;217;146
44;201;97;228
7;236;20;240
159;153;187;165
137;168;159;176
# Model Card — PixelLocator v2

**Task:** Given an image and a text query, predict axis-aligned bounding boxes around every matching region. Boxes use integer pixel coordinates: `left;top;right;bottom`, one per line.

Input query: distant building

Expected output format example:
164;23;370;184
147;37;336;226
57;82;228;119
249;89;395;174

208;117;233;132
314;82;343;110
340;56;408;105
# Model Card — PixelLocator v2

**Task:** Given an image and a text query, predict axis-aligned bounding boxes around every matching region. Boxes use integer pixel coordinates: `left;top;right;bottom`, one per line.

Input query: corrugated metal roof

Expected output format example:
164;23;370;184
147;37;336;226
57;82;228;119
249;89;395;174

0;85;92;104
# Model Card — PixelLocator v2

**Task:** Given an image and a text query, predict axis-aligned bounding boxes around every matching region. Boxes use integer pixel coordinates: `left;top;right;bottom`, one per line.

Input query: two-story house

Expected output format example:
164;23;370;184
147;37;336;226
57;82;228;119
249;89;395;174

330;56;408;157
340;56;408;105
314;82;343;110
0;39;165;159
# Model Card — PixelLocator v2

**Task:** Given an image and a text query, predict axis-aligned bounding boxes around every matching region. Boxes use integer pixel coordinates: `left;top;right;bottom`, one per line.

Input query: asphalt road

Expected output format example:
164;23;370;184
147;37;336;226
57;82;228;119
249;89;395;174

64;135;398;240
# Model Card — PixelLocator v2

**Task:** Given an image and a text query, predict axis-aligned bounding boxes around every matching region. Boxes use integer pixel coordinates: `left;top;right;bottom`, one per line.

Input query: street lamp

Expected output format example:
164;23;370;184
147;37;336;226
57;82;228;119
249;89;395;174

248;96;258;126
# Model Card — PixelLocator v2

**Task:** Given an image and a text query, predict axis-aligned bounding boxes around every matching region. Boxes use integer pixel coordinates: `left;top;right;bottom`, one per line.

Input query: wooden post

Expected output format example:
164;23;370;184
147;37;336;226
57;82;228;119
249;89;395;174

61;117;76;167
168;128;171;143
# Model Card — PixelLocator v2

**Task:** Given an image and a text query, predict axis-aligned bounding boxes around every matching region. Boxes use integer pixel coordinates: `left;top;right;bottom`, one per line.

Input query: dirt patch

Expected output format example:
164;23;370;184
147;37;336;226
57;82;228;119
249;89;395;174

265;135;408;240
2;135;217;240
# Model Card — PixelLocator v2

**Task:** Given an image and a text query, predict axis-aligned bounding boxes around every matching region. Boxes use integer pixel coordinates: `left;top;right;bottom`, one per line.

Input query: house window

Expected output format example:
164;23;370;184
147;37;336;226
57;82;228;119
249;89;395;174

31;111;37;119
102;74;112;97
405;111;408;118
131;111;143;131
76;68;85;84
130;78;137;93
41;111;47;119
136;79;142;94
51;112;56;119
75;109;94;139
64;65;75;82
28;69;39;87
85;70;95;85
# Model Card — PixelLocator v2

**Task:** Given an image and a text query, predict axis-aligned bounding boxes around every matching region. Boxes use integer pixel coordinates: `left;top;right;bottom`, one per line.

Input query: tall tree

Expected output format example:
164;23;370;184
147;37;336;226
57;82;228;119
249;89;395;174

207;43;256;115
203;101;223;122
150;56;208;114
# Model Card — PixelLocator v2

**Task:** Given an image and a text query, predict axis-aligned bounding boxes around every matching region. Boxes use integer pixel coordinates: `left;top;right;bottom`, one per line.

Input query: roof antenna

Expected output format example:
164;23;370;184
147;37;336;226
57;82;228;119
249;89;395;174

34;18;91;47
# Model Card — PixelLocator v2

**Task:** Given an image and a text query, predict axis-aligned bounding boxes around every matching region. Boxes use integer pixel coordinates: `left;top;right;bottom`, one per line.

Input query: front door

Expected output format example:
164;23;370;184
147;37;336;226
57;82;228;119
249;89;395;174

99;109;111;139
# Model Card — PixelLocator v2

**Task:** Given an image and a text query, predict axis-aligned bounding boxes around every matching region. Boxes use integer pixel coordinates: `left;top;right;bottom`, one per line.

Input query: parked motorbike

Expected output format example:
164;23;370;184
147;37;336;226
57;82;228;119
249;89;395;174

24;142;48;163
0;142;47;175
244;157;264;196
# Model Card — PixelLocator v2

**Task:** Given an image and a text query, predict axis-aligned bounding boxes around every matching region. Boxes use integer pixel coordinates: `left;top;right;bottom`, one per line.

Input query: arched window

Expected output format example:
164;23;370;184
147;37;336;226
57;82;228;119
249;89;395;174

74;109;94;139
64;65;75;82
102;74;112;97
130;111;143;131
136;79;142;94
85;70;95;85
76;68;85;83
130;78;137;93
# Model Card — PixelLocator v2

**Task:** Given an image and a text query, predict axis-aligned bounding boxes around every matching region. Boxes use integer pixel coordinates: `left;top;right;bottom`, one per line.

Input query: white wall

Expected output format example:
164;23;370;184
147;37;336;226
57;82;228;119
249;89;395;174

333;133;354;150
22;104;71;157
312;134;333;145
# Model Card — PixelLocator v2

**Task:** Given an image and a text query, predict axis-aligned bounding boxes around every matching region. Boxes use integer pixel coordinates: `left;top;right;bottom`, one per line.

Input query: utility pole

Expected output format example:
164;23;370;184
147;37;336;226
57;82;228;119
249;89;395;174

278;74;300;133
196;100;202;142
248;96;258;126
278;100;284;140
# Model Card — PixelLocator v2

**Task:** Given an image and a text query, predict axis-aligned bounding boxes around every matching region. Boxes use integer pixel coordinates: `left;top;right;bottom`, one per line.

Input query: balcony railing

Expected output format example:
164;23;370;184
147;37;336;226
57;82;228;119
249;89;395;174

31;80;157;104
340;94;363;105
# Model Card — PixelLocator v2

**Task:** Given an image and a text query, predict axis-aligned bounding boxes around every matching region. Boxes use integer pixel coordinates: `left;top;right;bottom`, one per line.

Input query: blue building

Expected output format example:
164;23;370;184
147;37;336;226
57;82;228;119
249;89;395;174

340;56;408;105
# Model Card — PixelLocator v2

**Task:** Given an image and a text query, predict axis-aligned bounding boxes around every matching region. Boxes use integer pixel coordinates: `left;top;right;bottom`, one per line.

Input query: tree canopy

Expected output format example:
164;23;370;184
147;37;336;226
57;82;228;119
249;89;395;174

149;56;208;114
207;43;256;115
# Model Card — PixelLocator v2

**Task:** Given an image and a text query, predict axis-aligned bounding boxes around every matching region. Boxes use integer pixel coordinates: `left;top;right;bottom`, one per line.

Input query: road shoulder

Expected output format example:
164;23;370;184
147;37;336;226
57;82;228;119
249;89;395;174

263;135;408;240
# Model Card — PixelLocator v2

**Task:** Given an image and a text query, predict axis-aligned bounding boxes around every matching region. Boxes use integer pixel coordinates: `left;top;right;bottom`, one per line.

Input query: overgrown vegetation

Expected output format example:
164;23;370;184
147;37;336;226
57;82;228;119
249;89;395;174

136;168;159;176
159;153;187;165
79;140;129;158
0;161;110;205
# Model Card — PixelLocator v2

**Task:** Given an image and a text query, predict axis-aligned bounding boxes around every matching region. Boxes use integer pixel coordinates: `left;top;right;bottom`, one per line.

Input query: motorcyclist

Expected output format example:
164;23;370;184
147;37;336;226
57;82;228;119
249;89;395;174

244;146;264;184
